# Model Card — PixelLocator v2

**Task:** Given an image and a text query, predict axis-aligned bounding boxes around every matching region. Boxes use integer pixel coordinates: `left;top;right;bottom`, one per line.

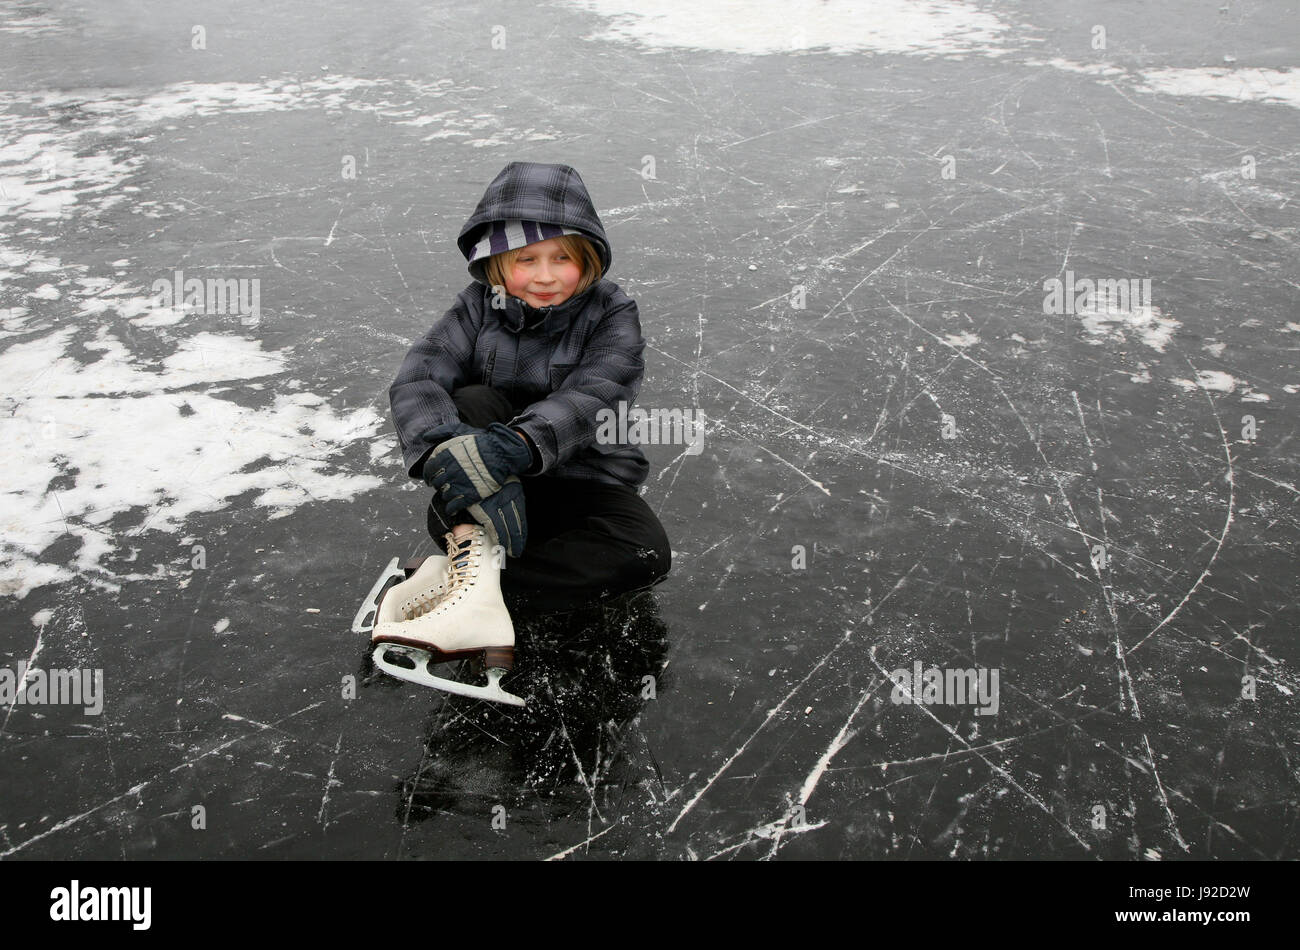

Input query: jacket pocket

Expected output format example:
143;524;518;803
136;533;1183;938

548;362;576;391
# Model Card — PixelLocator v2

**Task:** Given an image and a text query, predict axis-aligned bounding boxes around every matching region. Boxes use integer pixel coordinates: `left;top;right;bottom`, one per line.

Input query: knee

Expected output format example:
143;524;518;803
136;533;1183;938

450;384;516;429
619;527;672;591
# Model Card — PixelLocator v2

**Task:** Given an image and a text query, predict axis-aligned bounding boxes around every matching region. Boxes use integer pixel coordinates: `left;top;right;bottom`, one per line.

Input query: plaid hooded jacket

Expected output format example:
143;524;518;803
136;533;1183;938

389;162;650;487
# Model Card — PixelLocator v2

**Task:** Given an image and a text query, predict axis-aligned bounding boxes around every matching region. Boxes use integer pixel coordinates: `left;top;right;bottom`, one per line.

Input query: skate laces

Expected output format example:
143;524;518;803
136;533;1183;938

439;530;483;603
402;566;448;621
405;582;448;621
399;534;481;620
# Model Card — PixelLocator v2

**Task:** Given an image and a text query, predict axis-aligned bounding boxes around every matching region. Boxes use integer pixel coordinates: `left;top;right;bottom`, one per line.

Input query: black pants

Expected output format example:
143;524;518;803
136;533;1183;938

426;385;672;612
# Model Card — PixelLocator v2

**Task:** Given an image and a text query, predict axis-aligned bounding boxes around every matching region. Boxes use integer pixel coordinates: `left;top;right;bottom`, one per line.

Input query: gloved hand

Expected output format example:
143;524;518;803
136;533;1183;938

423;422;534;515
415;421;480;478
465;478;528;558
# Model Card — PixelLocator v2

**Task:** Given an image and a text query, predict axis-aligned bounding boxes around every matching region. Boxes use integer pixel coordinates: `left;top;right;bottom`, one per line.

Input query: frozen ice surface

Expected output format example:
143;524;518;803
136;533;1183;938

0;0;1297;859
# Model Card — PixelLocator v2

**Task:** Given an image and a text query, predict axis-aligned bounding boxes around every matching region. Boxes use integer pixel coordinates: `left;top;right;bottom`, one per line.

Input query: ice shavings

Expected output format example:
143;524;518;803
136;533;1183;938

1168;370;1269;402
1077;303;1180;353
1172;370;1237;393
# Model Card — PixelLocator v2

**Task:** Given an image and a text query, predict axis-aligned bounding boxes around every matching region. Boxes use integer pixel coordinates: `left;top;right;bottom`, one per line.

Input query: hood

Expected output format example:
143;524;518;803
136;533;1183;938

457;162;613;285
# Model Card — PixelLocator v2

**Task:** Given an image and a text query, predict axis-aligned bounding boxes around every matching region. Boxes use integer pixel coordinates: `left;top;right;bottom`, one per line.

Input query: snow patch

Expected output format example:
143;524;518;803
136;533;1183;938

0;75;530;228
1138;66;1300;111
0;286;385;600
0;4;62;35
1031;59;1300;111
559;0;1013;56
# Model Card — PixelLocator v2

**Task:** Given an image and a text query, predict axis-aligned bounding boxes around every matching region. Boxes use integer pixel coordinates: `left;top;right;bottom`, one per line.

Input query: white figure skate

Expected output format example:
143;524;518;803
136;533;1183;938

370;527;525;707
351;554;449;634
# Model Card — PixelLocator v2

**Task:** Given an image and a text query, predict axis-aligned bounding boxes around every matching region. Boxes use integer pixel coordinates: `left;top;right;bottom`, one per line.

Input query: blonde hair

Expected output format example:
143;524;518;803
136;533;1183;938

484;233;603;299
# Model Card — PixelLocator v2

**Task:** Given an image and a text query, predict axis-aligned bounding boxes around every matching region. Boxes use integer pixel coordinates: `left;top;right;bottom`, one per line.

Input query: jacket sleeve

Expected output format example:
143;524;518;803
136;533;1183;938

508;295;645;475
389;293;481;478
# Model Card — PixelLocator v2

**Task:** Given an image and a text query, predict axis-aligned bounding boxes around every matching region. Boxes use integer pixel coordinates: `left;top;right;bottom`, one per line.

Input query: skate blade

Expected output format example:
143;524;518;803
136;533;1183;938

351;557;407;634
372;644;526;707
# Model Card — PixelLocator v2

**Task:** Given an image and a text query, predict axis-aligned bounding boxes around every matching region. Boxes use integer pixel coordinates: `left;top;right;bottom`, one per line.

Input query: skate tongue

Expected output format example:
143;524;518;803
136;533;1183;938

451;538;476;567
442;531;482;594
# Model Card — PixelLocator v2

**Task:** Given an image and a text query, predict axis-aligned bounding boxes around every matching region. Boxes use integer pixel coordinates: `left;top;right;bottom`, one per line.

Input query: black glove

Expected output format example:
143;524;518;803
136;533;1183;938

465;479;528;558
423;422;534;515
415;420;480;480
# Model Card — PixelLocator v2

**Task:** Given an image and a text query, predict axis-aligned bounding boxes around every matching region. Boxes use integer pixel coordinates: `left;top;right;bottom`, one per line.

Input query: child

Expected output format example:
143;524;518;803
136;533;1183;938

371;161;672;704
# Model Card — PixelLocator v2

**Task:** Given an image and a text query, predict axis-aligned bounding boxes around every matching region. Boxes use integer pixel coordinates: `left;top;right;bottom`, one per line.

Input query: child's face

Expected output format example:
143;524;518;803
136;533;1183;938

505;237;581;308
